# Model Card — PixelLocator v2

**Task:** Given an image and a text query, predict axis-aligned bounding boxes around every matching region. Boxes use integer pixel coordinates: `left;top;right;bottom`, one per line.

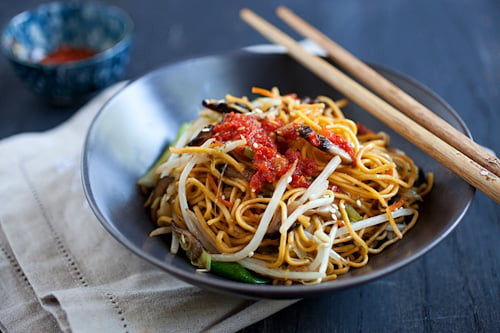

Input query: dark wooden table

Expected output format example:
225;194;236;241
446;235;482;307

1;1;498;332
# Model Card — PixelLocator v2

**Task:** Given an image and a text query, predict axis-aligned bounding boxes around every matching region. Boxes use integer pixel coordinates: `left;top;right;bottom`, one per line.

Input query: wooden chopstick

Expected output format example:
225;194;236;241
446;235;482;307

239;8;500;203
276;6;500;178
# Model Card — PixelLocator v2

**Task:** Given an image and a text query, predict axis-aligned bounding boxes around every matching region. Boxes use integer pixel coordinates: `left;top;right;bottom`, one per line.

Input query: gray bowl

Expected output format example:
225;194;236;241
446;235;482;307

1;1;133;105
82;51;474;299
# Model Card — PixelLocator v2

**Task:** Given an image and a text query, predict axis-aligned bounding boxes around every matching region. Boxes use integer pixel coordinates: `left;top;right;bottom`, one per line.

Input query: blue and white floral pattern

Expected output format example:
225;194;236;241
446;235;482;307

1;2;133;105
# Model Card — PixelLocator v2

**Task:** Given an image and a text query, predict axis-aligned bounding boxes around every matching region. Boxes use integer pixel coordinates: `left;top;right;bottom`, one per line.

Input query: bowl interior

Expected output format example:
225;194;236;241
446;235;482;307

2;2;132;63
82;51;474;299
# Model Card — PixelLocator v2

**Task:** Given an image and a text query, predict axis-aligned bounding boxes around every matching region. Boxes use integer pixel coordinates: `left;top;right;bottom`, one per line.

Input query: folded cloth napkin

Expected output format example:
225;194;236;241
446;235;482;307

0;83;297;333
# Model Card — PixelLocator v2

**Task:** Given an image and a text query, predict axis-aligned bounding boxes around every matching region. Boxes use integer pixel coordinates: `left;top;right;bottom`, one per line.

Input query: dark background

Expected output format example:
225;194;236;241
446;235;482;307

1;1;499;332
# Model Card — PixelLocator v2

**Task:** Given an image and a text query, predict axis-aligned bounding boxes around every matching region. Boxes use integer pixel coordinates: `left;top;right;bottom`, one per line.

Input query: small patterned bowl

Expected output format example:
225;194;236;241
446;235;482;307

1;1;133;105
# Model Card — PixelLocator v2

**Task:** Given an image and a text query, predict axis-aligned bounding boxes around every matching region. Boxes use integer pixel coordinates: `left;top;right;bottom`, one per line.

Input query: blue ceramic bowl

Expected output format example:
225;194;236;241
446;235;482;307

1;1;133;105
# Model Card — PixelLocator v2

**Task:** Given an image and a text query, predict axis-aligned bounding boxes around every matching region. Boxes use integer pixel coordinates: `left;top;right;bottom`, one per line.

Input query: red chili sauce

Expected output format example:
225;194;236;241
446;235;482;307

212;112;320;193
40;45;97;65
319;128;356;162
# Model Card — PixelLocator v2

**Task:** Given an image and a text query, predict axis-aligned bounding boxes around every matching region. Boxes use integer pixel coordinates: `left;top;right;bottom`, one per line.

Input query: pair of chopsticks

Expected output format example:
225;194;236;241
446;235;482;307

240;7;500;204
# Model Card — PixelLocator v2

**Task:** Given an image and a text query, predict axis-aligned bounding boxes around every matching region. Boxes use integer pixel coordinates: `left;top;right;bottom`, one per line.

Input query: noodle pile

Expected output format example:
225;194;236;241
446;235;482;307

139;87;432;285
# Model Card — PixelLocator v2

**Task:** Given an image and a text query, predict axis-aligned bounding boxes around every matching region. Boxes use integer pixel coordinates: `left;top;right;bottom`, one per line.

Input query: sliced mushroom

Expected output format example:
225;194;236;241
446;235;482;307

296;125;353;163
171;223;206;267
150;176;173;221
188;124;214;146
202;99;250;114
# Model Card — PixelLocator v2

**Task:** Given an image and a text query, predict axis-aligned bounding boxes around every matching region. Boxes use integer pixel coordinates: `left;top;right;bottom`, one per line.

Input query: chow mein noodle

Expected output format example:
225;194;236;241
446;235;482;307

139;87;432;285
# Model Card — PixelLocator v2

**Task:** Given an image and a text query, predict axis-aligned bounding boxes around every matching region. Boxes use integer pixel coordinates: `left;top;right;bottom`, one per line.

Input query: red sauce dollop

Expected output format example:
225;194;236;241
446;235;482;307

212;113;319;192
40;45;97;65
284;148;317;188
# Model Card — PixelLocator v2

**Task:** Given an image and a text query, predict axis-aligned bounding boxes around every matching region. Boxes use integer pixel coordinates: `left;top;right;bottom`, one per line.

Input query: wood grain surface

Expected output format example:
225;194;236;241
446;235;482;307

1;1;498;332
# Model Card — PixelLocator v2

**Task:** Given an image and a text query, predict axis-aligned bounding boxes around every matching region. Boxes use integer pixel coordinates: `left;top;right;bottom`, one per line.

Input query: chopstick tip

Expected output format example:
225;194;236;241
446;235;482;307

275;5;289;16
240;8;253;19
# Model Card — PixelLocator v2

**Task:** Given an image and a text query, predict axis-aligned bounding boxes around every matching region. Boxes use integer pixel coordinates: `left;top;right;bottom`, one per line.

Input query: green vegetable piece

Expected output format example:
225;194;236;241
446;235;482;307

138;122;190;188
192;249;212;269
210;261;270;284
345;204;363;222
243;146;254;159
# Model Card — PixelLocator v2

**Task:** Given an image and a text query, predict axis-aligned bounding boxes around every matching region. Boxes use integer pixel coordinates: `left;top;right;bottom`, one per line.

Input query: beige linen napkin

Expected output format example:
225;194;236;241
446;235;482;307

0;83;297;333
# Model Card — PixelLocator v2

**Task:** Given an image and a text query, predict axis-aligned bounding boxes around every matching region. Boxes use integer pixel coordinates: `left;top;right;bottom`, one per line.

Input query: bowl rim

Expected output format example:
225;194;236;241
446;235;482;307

82;50;475;299
0;1;134;69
